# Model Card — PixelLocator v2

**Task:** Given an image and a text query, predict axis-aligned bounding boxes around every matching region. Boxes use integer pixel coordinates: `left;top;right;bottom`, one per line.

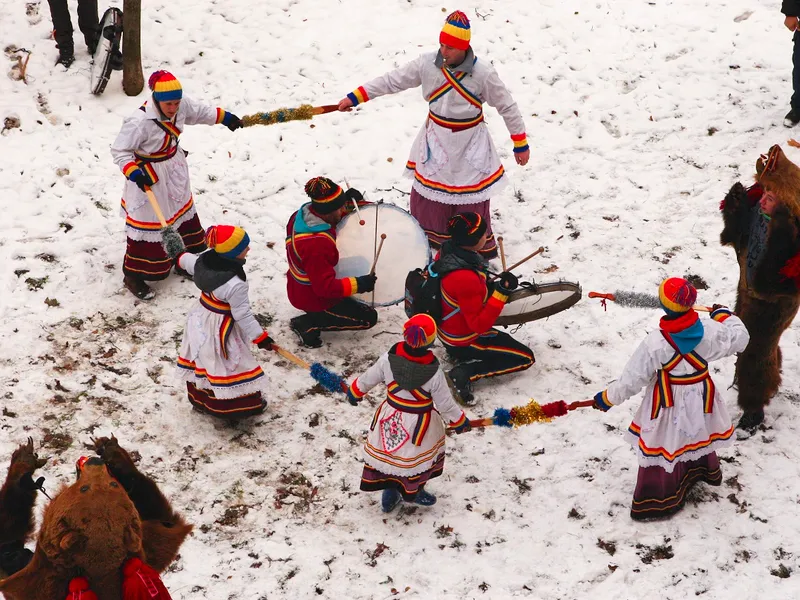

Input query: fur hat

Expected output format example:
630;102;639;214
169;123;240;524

447;212;487;247
305;177;346;214
403;314;437;348
659;277;697;315
440;10;471;51
148;70;182;102
205;225;250;259
755;145;800;216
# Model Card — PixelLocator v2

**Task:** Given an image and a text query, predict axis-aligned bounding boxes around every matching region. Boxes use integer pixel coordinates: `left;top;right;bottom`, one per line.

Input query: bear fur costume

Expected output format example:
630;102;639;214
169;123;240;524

720;144;800;417
0;436;192;600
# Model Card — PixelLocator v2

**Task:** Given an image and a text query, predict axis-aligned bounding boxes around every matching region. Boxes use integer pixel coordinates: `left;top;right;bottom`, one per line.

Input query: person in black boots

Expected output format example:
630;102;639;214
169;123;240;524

47;0;99;68
433;212;534;405
784;0;800;126
285;177;378;348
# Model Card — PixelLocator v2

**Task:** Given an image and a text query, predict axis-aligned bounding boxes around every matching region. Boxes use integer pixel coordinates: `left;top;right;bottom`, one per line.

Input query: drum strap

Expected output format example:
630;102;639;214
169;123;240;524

427;265;460;322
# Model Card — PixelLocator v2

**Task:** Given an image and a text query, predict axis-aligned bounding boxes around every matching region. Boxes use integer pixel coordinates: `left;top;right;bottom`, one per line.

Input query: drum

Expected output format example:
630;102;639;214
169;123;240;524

335;203;430;307
495;281;582;326
90;7;123;95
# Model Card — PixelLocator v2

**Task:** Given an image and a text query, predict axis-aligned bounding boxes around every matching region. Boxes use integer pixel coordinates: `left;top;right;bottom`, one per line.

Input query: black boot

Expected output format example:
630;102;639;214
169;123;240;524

55;49;75;68
448;364;475;406
123;275;155;300
290;317;323;349
785;109;800;128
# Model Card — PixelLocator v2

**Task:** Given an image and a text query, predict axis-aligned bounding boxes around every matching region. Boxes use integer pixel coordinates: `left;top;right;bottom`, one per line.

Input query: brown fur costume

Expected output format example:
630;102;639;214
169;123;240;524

720;145;800;413
0;436;192;600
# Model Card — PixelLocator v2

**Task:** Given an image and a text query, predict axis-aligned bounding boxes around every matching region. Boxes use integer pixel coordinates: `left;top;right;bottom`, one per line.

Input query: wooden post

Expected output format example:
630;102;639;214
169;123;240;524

122;0;144;96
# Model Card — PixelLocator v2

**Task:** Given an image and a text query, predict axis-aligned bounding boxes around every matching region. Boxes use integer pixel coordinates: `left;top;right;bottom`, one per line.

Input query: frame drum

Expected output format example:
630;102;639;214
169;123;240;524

495;281;582;326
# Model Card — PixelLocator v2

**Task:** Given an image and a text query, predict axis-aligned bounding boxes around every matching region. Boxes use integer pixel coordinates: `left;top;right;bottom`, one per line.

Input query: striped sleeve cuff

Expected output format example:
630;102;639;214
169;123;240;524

122;162;140;178
710;308;733;322
347;86;369;106
253;331;270;344
343;277;358;296
449;412;468;428
594;390;613;411
215;108;226;124
511;133;529;154
488;289;509;307
349;379;367;399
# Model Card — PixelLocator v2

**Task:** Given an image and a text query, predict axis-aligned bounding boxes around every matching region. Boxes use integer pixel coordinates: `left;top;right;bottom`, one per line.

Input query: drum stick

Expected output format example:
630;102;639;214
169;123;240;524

506;246;544;273
497;236;507;271
372;202;381;304
369;234;387;275
343;177;366;226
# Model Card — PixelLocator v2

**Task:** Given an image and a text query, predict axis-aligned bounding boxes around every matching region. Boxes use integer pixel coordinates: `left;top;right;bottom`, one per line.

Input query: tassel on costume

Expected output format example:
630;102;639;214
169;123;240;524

122;557;172;600
66;577;98;600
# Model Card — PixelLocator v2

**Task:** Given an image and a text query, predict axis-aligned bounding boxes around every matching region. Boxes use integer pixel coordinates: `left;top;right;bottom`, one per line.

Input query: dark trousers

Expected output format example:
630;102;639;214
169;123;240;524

793;30;800;111
295;298;378;333
444;329;534;382
47;0;98;53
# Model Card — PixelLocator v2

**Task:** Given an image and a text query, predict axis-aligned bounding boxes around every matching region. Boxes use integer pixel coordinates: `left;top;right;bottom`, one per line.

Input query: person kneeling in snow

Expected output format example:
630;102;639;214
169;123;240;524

285;177;378;348
111;70;243;301
175;226;273;418
592;277;749;521
347;314;471;513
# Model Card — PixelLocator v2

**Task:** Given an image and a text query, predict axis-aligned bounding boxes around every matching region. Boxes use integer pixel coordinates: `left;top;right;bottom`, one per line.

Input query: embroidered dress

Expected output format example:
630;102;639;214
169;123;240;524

175;253;268;417
350;346;467;499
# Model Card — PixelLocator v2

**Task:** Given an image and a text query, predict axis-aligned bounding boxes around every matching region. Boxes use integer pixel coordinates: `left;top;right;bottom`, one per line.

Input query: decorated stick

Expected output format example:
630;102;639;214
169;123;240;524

506;246;545;273
144;187;184;258
459;398;594;429
497;236;508;271
271;344;347;393
241;104;339;128
344;177;365;225
588;291;712;312
369;234;387;276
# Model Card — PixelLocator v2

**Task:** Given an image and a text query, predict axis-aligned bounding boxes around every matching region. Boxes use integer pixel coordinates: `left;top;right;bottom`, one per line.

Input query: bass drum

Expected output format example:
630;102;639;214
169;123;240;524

335;203;431;307
495;281;582;326
90;7;123;95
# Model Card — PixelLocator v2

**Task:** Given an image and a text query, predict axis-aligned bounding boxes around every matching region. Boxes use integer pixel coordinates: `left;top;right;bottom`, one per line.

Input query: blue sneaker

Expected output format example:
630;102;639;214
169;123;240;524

413;488;437;506
381;489;402;513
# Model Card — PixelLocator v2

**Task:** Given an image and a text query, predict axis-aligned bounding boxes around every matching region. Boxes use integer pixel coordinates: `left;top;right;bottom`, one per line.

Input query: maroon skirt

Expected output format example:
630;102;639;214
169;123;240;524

186;382;266;419
409;189;497;259
360;454;445;501
630;452;722;521
123;214;206;280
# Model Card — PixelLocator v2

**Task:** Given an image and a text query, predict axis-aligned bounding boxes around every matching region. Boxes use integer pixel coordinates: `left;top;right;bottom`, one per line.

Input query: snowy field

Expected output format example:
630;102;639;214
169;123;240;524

3;0;800;598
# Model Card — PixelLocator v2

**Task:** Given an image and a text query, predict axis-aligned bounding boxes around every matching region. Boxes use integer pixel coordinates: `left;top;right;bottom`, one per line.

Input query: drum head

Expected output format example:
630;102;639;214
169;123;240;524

90;8;123;96
335;203;430;307
496;281;582;326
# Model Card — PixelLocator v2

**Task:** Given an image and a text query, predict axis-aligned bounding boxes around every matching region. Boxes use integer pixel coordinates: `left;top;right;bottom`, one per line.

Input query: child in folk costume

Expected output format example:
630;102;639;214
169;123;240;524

593;278;750;521
285;177;378;348
176;226;273;418
111;70;243;301
347;314;471;513
337;10;530;259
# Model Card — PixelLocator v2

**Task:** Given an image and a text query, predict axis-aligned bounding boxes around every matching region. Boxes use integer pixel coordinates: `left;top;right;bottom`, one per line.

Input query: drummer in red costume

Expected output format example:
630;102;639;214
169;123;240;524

286;177;379;348
434;212;534;404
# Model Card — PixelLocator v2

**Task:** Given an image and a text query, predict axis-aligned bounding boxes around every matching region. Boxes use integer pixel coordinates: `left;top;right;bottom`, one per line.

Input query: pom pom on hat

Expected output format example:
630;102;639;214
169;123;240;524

206;225;250;259
659;277;697;315
305;177;346;214
440;10;471;51
148;70;182;102
447;212;487;247
403;314;437;348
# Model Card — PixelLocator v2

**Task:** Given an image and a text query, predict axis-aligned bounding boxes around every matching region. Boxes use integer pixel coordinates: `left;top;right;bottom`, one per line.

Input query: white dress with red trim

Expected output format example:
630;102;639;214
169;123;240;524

111;95;225;243
351;351;466;478
347;51;528;206
600;314;749;473
174;254;269;400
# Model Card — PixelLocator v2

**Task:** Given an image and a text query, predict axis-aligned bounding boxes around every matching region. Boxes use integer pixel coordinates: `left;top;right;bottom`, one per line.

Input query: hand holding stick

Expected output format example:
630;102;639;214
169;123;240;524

370;234;387;275
497;236;507;271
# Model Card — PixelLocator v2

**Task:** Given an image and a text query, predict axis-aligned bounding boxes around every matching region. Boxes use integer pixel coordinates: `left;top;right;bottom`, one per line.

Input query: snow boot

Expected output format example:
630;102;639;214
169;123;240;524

785;109;800;128
413;487;436;506
381;489;402;513
448;365;475;406
290;317;323;349
124;275;155;300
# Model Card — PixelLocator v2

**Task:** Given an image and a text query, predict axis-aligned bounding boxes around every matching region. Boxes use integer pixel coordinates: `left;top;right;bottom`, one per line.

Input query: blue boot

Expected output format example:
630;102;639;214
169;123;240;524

413;487;437;506
381;488;402;513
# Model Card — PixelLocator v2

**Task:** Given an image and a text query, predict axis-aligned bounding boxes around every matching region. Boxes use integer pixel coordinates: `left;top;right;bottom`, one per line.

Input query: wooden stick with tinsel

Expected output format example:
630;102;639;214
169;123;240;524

241;104;338;127
270;344;347;393
588;291;712;312
461;399;595;429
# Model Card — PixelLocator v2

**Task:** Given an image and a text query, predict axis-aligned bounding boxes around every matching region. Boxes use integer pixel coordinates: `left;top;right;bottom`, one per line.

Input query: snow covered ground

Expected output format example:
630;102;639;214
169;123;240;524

2;0;800;597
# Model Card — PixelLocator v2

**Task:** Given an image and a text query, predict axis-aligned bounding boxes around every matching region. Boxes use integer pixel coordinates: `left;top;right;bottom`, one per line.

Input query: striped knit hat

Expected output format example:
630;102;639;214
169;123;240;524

440;10;471;51
206;225;250;259
148;70;183;102
658;277;697;316
403;314;437;349
305;177;347;214
447;212;487;247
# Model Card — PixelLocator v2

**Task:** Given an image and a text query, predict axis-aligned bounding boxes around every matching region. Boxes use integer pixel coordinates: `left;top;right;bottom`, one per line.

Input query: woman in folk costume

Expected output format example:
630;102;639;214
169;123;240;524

336;10;530;260
111;70;243;300
346;314;471;513
719;144;800;436
176;226;273;419
593;278;750;521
